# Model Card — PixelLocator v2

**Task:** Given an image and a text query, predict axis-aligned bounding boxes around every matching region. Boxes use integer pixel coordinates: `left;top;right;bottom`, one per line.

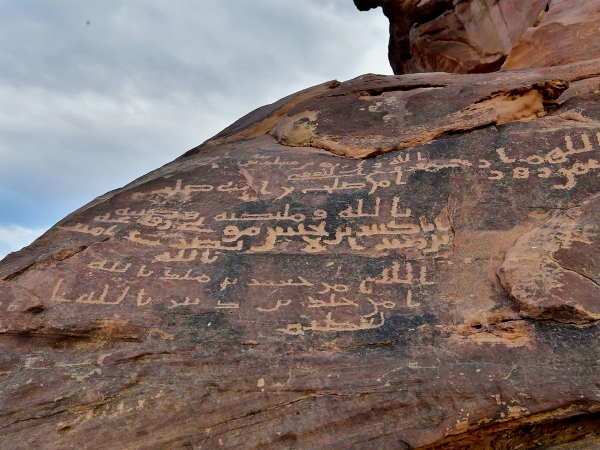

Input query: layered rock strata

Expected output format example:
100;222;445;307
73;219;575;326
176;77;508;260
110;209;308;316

2;57;600;448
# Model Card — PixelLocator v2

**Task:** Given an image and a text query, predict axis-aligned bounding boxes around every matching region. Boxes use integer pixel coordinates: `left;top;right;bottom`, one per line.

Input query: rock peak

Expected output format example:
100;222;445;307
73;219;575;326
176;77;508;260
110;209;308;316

356;0;600;75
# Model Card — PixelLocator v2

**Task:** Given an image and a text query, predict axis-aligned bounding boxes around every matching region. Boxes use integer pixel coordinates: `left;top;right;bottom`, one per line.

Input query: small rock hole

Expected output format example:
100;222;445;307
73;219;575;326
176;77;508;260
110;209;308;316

26;305;45;315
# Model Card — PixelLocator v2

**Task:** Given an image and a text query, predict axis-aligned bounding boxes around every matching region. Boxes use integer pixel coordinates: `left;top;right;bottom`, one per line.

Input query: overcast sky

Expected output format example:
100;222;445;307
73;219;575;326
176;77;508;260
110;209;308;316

0;0;391;260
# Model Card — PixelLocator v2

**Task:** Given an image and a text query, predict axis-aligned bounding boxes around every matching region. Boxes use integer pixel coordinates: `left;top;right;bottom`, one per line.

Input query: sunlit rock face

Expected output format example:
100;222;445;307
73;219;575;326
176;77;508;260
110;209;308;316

357;0;600;75
2;57;600;448
503;0;600;70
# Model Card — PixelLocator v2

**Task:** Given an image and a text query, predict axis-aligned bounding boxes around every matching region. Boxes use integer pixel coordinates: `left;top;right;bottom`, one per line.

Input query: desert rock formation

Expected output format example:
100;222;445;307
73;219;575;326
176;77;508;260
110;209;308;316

357;0;600;75
503;0;600;70
2;2;600;449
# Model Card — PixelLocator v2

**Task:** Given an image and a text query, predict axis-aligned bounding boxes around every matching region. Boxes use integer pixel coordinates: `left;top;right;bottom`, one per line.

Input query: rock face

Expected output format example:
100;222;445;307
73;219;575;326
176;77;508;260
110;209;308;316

357;0;600;75
2;56;600;448
503;0;600;70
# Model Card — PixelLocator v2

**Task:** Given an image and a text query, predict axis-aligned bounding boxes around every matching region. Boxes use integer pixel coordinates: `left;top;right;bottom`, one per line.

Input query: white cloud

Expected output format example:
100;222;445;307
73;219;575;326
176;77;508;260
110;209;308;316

0;225;47;261
0;0;392;233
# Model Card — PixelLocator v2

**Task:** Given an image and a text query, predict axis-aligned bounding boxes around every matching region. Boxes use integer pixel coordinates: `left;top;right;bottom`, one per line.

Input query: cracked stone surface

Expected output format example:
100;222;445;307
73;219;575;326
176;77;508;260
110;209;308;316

1;57;600;448
499;193;600;324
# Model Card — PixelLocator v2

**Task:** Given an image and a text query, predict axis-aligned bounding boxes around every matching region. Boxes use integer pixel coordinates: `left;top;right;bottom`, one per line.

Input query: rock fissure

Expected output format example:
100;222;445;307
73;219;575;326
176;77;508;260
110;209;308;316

547;254;600;293
325;82;451;98
200;394;321;435
417;404;600;450
0;409;70;434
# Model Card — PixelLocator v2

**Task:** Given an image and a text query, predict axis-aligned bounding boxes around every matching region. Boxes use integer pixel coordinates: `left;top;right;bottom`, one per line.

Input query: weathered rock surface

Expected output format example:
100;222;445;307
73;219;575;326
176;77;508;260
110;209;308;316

2;57;600;448
499;193;600;325
357;0;600;76
503;0;600;70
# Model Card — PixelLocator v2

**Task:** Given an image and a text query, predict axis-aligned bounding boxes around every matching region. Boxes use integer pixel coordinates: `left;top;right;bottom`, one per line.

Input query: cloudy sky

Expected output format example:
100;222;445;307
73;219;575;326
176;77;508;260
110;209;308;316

0;0;391;260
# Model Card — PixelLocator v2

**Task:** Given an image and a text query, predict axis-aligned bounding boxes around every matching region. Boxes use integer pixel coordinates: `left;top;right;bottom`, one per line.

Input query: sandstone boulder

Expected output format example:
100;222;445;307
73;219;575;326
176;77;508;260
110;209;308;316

2;57;600;448
358;0;600;76
503;0;600;70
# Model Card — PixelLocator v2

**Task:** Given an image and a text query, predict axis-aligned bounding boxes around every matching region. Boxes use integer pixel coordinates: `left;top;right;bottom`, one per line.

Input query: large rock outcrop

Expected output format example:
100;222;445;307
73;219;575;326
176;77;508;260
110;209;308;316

503;0;600;70
3;1;600;448
2;55;600;448
357;0;600;75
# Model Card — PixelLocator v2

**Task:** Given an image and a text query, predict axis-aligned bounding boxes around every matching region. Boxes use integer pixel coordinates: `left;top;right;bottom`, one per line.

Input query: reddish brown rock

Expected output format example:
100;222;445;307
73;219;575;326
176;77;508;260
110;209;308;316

503;0;600;70
499;193;600;325
2;57;600;448
357;0;600;76
354;0;549;74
